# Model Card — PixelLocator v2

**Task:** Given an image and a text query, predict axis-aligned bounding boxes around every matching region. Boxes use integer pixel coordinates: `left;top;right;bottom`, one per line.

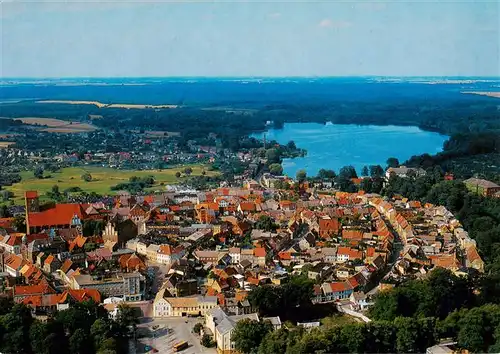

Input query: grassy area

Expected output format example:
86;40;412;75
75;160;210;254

6;165;215;204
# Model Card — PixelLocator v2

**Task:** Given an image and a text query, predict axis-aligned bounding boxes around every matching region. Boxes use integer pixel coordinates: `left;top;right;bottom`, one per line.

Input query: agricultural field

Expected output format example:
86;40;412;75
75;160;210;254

37;100;178;109
13;117;97;133
5;165;215;204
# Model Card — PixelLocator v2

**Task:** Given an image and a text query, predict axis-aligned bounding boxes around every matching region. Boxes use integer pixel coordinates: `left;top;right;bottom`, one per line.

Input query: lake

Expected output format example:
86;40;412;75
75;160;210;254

251;123;448;177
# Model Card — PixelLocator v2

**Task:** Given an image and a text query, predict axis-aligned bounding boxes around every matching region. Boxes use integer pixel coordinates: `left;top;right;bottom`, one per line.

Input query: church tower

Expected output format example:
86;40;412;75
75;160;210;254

24;191;40;235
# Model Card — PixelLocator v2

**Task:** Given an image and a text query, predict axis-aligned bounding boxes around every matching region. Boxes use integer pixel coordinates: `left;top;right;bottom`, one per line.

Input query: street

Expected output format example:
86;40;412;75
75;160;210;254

136;317;216;354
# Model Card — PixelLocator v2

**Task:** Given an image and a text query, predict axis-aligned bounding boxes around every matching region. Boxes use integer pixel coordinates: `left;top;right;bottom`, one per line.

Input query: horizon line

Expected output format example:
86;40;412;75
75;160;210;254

2;75;500;80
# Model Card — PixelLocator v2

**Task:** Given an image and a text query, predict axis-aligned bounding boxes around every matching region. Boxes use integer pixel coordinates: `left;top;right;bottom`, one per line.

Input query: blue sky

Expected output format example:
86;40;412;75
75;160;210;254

1;1;498;77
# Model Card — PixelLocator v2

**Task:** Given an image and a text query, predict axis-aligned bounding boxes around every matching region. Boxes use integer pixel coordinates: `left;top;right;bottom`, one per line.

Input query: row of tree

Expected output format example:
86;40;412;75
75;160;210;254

0;298;139;354
234;301;500;354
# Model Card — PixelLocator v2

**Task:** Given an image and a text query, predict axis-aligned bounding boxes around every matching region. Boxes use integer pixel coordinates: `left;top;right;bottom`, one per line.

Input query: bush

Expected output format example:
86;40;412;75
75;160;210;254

193;323;203;334
201;334;215;348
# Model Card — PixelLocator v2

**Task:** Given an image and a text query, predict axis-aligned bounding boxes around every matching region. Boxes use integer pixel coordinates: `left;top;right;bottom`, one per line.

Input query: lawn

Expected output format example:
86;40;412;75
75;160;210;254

6;165;215;204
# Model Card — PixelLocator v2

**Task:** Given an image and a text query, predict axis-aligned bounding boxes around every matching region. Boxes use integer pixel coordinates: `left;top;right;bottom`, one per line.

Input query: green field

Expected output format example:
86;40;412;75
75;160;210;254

6;165;215;204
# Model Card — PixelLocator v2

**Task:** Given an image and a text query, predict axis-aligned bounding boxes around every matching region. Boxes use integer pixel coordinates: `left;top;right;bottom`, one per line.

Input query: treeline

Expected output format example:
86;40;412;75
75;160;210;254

235;269;500;353
2;93;499;151
0;298;138;354
111;176;155;193
241;303;500;354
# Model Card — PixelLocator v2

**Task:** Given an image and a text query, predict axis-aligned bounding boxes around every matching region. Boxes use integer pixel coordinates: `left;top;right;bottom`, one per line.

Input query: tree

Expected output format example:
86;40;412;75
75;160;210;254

34;166;44;179
394;317;419;353
13;215;26;232
90;318;111;349
0;204;10;218
184;167;193;175
1;304;34;354
69;328;91;354
369;165;384;178
255;215;278;232
116;304;139;337
175;171;181;178
269;163;283;176
296;169;307;183
232;319;273;354
286;140;297;150
386;157;400;168
258;328;289;354
81;173;92;182
265;148;280;164
361;166;369;177
201;333;215;347
193;323;203;335
317;169;336;180
339;165;358;179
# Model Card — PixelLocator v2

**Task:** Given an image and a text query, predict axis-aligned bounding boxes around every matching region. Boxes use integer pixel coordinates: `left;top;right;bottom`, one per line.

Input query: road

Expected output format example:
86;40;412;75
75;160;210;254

137;317;216;354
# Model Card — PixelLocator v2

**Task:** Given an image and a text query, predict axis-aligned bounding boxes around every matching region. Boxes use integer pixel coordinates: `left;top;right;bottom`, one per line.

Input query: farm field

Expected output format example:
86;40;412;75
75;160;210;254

13;117;97;132
6;165;214;204
37;100;178;109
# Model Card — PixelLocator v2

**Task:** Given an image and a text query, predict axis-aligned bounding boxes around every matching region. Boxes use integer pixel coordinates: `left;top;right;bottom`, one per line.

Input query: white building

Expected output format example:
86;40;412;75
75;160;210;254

153;290;218;317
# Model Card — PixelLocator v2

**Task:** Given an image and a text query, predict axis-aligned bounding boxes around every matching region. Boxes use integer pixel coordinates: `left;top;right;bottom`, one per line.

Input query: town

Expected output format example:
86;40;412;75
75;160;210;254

0;165;490;353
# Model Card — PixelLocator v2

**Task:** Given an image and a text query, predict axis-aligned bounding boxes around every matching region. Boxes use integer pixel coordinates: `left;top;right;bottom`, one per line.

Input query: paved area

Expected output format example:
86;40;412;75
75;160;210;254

137;317;216;354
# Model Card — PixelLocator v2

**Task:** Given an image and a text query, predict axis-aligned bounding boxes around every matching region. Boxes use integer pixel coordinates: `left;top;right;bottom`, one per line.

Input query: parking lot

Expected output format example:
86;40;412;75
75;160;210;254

137;317;217;354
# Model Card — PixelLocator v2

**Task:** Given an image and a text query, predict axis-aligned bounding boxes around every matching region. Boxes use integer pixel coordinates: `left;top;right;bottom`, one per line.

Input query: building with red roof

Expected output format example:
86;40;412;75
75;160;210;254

25;191;87;234
319;218;340;238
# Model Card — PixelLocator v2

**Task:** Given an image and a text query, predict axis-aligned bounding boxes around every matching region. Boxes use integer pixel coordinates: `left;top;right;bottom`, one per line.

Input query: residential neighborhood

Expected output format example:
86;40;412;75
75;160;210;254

0;175;485;353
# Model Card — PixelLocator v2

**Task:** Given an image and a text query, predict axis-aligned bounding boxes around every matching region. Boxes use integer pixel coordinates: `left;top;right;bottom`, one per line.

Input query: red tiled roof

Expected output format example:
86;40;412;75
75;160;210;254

366;247;376;257
217;293;225;306
5;254;23;270
319;218;340;234
342;229;363;241
235;290;248;302
44;254;55;265
65;289;101;303
0;218;14;229
28;203;86;227
278;251;291;260
253;247;266;257
14;284;55;297
329;281;353;292
60;259;73;273
337;246;363;260
206;287;218;296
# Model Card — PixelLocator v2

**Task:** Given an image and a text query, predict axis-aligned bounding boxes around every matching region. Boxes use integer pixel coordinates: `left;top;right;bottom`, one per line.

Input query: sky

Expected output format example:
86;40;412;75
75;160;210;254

1;1;499;77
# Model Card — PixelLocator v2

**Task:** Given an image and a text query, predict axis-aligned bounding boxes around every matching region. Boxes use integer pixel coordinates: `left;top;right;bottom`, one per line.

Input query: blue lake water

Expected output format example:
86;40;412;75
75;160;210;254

251;123;448;177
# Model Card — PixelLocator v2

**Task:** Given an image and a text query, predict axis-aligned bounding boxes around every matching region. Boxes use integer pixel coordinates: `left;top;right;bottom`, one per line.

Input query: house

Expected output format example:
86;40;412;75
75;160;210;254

319;247;336;264
463;178;500;197
153;289;218;317
385;166;426;180
4;253;24;277
228;247;241;264
13;283;56;303
43;254;61;274
163;275;198;297
205;307;261;354
336;246;363;263
71;272;145;301
146;244;160;262
319;218;340;238
194;250;219;264
157;245;185;265
253;247;267;266
320;281;354;302
24;191;86;235
465;245;484;272
118;253;146;272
